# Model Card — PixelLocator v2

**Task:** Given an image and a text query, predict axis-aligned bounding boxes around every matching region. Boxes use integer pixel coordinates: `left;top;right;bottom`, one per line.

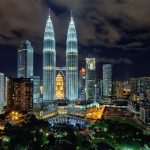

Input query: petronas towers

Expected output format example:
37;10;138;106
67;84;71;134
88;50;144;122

43;11;78;101
43;14;56;101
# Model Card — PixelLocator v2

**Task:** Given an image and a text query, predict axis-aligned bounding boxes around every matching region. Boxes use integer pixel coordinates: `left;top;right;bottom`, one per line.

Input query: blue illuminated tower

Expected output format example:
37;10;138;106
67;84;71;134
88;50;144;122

17;40;33;78
103;64;112;97
66;13;78;101
43;12;56;101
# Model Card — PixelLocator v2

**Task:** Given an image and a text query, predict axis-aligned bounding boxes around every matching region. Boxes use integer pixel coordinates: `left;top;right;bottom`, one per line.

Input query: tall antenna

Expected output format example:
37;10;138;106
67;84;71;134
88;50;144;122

71;9;73;18
48;8;51;18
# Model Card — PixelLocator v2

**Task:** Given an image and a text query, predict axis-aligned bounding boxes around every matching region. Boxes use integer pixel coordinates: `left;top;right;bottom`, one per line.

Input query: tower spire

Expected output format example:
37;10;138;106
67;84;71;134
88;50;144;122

48;8;51;18
71;10;73;18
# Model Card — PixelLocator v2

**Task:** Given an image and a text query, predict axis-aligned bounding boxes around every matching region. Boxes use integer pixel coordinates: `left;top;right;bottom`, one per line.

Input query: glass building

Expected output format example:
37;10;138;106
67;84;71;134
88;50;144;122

43;13;56;101
17;40;33;78
32;76;40;103
103;64;112;97
66;15;78;101
0;73;4;113
85;58;96;101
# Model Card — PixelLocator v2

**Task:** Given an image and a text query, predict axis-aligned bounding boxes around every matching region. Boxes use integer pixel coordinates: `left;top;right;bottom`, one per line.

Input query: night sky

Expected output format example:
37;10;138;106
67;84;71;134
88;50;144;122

0;0;150;80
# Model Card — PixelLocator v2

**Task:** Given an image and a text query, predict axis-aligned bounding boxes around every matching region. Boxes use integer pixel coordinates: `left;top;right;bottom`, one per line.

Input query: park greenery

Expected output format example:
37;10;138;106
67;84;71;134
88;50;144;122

0;115;149;150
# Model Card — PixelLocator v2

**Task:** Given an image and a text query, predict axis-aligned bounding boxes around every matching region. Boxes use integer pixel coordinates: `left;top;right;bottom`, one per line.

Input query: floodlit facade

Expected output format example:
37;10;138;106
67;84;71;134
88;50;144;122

0;73;4;113
17;40;33;78
56;73;65;99
85;58;96;101
43;13;56;101
103;64;112;97
66;15;78;101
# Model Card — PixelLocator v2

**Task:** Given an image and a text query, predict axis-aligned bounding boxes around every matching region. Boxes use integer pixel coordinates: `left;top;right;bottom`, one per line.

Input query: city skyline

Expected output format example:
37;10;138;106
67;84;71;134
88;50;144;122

0;0;150;80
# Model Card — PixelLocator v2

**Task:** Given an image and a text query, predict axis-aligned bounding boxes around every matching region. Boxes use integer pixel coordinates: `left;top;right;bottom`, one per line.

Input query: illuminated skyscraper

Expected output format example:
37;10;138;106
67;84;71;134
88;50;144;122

43;12;56;101
56;73;65;99
66;14;78;101
17;40;33;78
0;73;4;113
103;64;112;97
85;58;96;101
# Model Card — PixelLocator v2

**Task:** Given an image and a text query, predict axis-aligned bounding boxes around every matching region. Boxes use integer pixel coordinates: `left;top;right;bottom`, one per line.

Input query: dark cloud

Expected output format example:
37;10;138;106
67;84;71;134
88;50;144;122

0;0;150;79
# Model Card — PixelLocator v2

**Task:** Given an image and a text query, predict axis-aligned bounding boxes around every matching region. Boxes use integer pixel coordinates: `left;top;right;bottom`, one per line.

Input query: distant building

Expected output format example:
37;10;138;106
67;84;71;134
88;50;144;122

99;80;103;97
103;64;112;97
85;58;96;101
79;67;86;101
0;73;5;113
32;76;40;104
17;40;33;78
140;106;150;124
56;73;65;99
129;77;150;101
129;78;138;96
7;78;33;112
137;77;150;100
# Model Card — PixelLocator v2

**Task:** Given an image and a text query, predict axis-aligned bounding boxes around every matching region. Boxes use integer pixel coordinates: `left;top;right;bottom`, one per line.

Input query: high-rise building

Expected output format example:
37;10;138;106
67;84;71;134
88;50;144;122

56;73;65;99
103;64;112;97
85;58;96;101
129;78;138;94
43;12;56;101
33;76;40;103
79;67;86;101
66;15;78;101
0;73;5;113
17;40;33;78
7;78;33;112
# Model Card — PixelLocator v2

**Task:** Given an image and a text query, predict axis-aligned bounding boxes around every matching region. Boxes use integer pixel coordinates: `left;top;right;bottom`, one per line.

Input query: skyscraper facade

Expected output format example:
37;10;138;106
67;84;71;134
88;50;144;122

43;14;56;101
17;40;33;78
33;76;40;103
103;64;112;97
85;58;96;101
7;78;33;112
0;73;4;113
66;16;78;101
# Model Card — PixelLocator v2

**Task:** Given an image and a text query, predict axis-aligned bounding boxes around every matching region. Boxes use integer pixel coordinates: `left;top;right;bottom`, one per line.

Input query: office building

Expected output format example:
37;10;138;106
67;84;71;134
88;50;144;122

103;64;112;97
85;58;96;101
17;40;33;78
7;78;33;112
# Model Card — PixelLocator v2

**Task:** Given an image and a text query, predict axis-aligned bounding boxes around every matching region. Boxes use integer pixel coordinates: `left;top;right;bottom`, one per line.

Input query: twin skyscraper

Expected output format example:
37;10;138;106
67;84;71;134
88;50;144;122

43;12;78;101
